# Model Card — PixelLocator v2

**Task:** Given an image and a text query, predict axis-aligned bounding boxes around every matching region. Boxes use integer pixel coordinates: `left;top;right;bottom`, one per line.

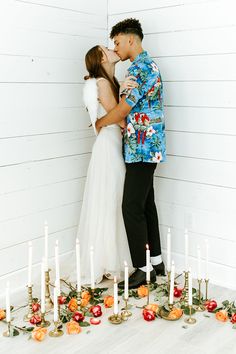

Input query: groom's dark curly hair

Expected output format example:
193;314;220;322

110;18;143;41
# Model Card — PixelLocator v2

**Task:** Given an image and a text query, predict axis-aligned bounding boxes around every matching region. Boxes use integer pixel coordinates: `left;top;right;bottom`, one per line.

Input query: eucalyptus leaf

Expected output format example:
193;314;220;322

79;321;90;327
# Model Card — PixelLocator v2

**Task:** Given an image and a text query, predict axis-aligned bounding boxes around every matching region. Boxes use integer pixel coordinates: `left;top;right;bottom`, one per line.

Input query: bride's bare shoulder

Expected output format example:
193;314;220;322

96;78;117;111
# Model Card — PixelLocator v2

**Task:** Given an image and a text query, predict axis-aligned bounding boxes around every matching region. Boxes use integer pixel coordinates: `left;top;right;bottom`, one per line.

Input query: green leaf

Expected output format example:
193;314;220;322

232;324;236;329
26;327;34;332
11;328;20;337
84;311;93;317
222;300;229;307
183;307;196;316
79;321;90;327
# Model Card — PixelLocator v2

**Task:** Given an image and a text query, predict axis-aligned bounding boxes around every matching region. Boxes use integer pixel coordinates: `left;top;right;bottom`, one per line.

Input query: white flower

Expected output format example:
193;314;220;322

151;62;159;72
127;122;135;137
152;152;162;163
146;126;156;137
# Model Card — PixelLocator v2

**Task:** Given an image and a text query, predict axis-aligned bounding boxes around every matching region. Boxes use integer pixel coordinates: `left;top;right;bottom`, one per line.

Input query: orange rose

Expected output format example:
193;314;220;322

80;291;91;307
0;309;6;320
215;310;228;322
104;295;114;308
66;320;82;335
137;285;148;297
31;327;47;341
68;298;78;312
168;308;183;320
145;304;159;314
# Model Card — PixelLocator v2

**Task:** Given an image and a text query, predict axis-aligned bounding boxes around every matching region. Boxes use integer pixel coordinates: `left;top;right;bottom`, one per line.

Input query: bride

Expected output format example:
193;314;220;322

77;45;138;285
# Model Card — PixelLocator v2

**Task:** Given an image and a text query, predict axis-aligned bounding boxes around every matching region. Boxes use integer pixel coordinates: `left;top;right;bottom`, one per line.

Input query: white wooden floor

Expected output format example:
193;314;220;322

1;276;236;354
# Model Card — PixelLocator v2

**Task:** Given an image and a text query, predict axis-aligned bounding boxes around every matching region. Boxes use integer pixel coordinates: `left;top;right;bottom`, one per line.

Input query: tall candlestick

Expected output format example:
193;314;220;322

113;276;118;315
205;239;209;280
169;261;175;304
167;228;171;272
146;244;150;282
184;229;189;271
124;261;129;300
197;245;201;280
6;281;10;322
55;240;60;295
90;246;95;289
27;241;32;287
188;268;192;306
44;221;49;270
53;281;58;322
41;258;45;314
76;238;81;292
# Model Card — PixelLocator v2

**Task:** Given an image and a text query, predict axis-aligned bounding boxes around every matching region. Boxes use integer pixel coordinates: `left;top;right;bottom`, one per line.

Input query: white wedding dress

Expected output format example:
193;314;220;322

77;78;133;285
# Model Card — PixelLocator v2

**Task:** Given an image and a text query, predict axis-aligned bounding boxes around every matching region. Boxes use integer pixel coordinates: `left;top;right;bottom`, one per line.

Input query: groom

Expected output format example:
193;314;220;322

96;18;166;289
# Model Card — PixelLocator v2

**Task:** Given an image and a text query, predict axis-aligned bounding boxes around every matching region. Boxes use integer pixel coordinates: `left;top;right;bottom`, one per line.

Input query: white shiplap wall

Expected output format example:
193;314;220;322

0;0;107;293
108;0;236;289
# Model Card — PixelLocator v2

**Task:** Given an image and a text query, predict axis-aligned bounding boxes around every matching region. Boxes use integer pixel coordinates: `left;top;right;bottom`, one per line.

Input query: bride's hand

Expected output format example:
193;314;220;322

120;76;138;93
118;119;126;129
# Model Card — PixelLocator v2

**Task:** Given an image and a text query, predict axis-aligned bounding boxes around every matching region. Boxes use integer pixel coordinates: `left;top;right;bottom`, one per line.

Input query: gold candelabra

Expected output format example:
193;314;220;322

195;279;205;312
204;278;209;302
146;280;150;306
184;305;196;324
121;297;132;320
39;312;50;328
181;271;189;305
24;285;33;321
49;321;64;337
45;269;53;311
3;321;11;337
108;313;123;324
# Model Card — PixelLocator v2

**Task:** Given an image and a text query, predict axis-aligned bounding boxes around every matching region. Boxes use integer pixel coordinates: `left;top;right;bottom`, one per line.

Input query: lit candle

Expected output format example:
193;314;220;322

90;246;95;289
53;281;58;322
169;261;175;304
113;276;118;315
205;239;209;280
124;261;129;300
197;245;201;280
27;241;32;287
76;238;81;292
167;228;171;272
184;229;189;271
44;221;49;270
6;281;10;322
146;244;150;282
188;268;192;306
41;258;45;314
55;240;60;295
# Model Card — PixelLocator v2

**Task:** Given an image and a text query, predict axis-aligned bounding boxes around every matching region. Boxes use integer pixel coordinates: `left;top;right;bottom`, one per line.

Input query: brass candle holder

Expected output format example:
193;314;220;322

57;295;62;326
91;288;95;301
49;321;64;337
3;321;11;337
167;271;171;296
121;297;132;320
24;285;33;321
108;313;123;324
184;305;196;324
195;279;205;312
38;312;50;327
77;289;82;311
181;271;189;305
146;280;150;306
204;278;209;302
45;269;53;311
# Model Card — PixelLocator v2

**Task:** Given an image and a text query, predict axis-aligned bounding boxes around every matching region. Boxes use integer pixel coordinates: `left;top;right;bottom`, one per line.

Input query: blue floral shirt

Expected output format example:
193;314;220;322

121;51;166;163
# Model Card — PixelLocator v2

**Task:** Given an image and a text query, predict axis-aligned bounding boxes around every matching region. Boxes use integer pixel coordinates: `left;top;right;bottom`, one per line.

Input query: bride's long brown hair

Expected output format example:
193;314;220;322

84;45;120;103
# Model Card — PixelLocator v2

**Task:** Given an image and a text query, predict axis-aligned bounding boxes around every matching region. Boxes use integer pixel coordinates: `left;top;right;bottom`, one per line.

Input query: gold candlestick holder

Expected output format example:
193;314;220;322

184;305;196;324
167;271;171;296
57;296;62;326
91;288;95;301
181;271;189;305
204;278;209;302
146;280;150;306
108;313;123;324
195;279;205;312
49;321;64;337
24;285;33;321
45;269;53;311
121;298;132;320
38;312;50;327
3;321;11;337
77;290;82;310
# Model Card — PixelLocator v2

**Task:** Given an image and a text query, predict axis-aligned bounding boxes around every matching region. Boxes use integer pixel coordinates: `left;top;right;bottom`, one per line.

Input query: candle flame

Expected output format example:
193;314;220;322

124;261;128;267
114;276;117;283
146;244;149;250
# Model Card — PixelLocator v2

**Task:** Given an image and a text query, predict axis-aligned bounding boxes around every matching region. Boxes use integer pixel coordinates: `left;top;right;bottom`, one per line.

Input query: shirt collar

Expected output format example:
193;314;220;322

132;50;148;64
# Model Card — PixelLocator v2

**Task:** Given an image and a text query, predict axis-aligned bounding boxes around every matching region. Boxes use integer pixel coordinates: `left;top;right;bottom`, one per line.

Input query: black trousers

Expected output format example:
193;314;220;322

122;162;161;268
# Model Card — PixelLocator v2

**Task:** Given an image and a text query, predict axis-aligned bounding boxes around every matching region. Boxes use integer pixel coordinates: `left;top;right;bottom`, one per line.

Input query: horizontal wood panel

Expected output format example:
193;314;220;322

0;131;95;166
0;178;85;222
0;154;90;195
156;155;236;188
109;0;235;33
154;177;236;214
166;131;236;162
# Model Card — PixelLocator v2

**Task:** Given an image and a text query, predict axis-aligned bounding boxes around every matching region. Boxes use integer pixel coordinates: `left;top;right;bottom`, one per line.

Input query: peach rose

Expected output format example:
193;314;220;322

145;304;159;314
68;298;78;312
80;291;91;307
31;327;47;341
0;309;6;320
215;310;228;322
104;295;114;308
168;308;183;320
66;320;82;335
137;285;148;297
